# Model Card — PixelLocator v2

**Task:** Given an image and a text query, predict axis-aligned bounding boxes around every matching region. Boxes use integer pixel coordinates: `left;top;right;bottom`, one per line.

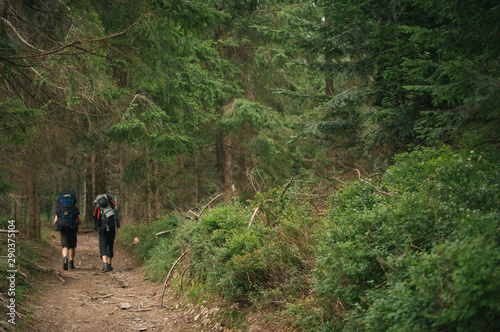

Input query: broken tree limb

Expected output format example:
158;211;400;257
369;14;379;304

199;194;222;218
127;308;153;312
57;271;66;284
31;263;54;274
187;193;223;220
186;210;199;220
248;207;259;228
280;176;295;202
155;230;172;237
91;294;114;300
160;249;190;307
354;169;395;197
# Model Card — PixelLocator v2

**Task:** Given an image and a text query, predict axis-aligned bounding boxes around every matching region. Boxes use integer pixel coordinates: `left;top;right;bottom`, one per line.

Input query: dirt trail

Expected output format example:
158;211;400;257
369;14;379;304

26;230;216;332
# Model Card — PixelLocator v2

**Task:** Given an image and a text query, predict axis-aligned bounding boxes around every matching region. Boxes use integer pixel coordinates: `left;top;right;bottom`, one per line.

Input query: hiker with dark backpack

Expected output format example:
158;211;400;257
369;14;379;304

54;190;82;270
93;194;120;272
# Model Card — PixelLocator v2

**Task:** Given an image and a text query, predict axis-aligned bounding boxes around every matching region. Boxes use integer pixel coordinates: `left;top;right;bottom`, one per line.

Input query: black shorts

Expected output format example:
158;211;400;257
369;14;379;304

60;229;77;249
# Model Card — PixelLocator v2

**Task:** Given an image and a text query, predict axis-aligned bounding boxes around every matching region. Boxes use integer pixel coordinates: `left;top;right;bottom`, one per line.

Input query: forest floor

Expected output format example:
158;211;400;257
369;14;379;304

21;230;246;332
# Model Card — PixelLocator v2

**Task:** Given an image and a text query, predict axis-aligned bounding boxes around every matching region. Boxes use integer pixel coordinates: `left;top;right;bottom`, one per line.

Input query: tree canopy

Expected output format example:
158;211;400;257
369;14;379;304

1;0;498;231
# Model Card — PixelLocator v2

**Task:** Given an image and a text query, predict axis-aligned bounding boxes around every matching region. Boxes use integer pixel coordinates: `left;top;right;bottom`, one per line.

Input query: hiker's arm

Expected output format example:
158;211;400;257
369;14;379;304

54;215;58;223
77;214;82;225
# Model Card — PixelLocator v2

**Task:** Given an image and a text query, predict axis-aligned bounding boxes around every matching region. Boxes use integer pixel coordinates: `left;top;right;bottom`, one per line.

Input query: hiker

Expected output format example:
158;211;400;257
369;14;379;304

93;194;120;273
54;190;82;270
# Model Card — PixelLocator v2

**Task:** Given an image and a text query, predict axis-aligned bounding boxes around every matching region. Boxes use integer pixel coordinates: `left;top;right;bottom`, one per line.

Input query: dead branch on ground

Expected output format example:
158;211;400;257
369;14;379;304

354;169;395;197
155;230;172;237
160;249;189;307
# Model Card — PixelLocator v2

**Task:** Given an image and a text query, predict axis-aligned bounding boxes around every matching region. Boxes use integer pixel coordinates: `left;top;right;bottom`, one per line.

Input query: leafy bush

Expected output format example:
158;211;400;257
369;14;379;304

308;145;500;331
118;145;500;331
116;214;180;262
363;236;500;331
144;191;323;310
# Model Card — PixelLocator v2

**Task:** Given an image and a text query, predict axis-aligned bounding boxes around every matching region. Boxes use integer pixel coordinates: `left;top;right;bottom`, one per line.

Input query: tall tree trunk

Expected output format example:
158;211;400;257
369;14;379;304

194;150;199;204
119;180;126;219
28;177;38;240
13;197;17;225
224;135;233;202
178;154;185;211
85;153;94;225
145;151;152;222
133;196;140;222
151;160;159;219
216;131;226;194
95;150;106;194
325;56;334;97
23;197;27;232
325;15;334;97
119;145;127;220
146;178;151;222
237;144;248;196
35;190;41;240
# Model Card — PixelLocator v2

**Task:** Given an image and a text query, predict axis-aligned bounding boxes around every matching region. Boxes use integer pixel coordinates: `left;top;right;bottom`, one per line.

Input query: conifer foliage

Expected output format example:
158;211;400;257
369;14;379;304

0;1;499;329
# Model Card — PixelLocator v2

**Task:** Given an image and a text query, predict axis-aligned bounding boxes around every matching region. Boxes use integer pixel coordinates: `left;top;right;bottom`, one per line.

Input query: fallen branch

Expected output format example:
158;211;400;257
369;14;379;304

248;207;259;228
187;193;222;220
354;169;395;197
160;249;190;307
199;194;222;218
31;263;54;274
186;210;199;220
280;176;295;202
155;230;172;237
127;308;154;312
56;272;65;284
91;294;114;300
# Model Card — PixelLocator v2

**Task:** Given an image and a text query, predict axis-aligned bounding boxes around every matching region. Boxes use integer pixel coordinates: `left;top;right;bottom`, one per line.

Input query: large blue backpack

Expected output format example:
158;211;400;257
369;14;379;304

56;190;77;231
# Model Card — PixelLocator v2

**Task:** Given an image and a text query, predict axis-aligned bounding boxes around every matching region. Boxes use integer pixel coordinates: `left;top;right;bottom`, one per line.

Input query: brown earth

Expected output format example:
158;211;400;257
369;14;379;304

23;230;232;332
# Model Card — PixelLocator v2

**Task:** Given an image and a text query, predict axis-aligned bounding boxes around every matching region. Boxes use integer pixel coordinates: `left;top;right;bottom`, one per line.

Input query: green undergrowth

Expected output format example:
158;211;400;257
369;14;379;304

292;145;500;331
116;214;181;264
118;144;500;331
0;220;53;329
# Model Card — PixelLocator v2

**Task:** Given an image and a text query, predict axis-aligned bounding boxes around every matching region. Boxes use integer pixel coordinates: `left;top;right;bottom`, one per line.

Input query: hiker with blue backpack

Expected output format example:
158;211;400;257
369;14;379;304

54;190;82;270
93;194;120;273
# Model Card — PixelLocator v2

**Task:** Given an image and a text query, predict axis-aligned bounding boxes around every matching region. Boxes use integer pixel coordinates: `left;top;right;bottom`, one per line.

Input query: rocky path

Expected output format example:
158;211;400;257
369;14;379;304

26;230;221;332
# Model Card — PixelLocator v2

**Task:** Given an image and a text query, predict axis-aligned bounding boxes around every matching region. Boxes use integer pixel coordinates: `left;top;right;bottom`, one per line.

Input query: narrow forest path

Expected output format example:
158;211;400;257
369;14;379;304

26;230;223;332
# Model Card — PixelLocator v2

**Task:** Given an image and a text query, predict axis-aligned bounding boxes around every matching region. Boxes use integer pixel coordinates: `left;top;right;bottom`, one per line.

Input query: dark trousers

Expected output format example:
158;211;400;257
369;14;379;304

99;229;116;258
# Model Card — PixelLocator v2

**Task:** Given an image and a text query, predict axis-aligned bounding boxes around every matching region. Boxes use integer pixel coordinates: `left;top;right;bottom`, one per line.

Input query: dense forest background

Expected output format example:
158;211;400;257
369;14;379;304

1;0;499;331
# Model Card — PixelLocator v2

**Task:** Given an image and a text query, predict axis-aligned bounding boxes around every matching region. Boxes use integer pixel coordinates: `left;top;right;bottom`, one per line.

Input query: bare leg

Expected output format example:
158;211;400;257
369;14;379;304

62;248;69;270
106;256;113;272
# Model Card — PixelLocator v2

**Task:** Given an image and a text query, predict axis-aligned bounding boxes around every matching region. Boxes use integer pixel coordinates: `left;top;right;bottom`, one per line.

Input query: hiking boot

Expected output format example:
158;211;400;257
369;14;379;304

102;263;107;273
63;257;68;270
69;260;75;269
105;263;113;272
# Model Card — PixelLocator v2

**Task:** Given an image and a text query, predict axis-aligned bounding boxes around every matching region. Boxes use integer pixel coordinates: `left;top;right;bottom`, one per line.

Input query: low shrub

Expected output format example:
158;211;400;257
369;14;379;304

309;145;500;331
118;145;500;331
116;214;181;262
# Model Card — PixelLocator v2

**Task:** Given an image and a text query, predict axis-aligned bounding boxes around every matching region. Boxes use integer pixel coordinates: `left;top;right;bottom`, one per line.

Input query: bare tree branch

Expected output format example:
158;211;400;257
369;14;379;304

0;15;142;61
1;17;38;50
